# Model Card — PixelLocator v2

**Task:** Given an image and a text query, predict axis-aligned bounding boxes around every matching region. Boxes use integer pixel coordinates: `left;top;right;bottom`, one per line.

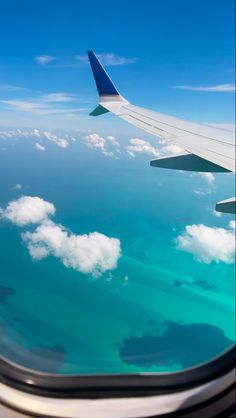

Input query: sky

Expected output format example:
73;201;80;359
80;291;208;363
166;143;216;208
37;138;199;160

0;0;235;131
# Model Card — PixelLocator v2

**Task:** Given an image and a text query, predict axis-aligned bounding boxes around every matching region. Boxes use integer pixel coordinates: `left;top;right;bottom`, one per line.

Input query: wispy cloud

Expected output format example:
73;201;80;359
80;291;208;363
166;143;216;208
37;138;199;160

35;55;56;65
198;172;215;184
0;96;87;116
35;142;46;152
76;53;137;66
12;183;23;190
193;188;212;196
0;84;26;92
0;128;70;149
41;93;75;102
174;84;235;92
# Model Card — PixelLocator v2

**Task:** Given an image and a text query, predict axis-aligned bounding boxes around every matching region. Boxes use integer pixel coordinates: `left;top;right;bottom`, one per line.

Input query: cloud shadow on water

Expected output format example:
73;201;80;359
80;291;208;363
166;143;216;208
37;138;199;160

0;285;16;304
119;321;233;369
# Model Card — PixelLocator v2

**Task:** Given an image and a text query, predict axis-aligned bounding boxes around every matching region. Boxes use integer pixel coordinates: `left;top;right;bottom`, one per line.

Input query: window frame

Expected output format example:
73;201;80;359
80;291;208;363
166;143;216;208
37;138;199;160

0;345;235;398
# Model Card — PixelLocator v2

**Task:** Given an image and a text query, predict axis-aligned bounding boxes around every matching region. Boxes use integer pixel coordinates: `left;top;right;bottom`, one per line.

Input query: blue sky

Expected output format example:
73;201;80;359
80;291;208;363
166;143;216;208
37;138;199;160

0;0;235;130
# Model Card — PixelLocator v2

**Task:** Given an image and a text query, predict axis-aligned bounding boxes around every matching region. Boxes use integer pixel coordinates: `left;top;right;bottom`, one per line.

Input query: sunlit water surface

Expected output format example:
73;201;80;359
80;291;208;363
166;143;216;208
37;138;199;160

0;134;235;374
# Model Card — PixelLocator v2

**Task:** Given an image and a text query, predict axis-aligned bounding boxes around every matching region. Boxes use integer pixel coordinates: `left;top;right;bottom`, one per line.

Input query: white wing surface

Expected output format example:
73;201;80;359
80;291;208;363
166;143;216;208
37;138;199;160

87;51;235;213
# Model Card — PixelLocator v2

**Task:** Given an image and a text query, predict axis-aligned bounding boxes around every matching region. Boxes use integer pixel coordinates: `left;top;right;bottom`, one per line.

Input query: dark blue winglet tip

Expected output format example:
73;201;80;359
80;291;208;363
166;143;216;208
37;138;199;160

87;50;120;96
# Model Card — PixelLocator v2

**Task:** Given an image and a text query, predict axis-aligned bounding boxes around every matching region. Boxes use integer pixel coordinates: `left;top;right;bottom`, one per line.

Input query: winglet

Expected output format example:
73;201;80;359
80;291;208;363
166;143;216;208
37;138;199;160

87;50;121;97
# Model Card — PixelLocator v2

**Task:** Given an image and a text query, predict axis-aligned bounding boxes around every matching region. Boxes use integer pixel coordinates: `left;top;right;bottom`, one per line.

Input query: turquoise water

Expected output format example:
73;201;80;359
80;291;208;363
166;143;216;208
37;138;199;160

0;135;235;374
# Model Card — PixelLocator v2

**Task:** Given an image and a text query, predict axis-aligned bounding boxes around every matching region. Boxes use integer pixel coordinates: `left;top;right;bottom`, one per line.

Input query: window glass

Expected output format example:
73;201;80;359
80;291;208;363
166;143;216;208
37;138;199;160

0;134;235;374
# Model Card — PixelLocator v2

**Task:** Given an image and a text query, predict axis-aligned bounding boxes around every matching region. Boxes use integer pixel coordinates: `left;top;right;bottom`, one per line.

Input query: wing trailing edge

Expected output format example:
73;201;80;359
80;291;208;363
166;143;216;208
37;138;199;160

87;50;235;214
150;153;230;172
215;197;236;214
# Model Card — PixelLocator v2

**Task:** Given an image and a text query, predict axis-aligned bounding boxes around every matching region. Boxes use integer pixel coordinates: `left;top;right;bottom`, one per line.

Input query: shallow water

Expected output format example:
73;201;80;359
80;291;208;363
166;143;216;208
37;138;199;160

0;135;235;374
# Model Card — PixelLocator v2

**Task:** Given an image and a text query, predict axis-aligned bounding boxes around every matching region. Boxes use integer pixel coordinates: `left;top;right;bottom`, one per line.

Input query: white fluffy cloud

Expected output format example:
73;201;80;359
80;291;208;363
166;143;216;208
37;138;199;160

106;135;120;147
158;140;184;156
229;220;236;230
1;196;121;276
126;138;184;159
126;138;160;158
84;133;106;150
176;222;236;264
83;133;120;158
22;220;121;277
43;131;69;148
0;196;56;226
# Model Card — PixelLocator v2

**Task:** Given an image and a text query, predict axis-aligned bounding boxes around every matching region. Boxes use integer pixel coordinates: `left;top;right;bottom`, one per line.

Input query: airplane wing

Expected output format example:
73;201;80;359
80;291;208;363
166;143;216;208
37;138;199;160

87;50;236;214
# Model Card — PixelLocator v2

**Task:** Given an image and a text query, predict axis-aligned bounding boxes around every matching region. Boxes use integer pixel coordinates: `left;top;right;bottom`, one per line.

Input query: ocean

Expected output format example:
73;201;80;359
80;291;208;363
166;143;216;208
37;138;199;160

0;132;235;374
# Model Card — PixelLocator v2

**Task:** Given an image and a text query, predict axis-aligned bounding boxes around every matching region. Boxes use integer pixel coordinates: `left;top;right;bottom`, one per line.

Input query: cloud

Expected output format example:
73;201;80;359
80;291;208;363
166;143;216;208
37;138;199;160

35;55;56;65
0;128;70;149
0;196;56;226
84;133;106;150
106;135;120;147
198;172;215;184
158;140;184;155
22;220;121;277
35;142;46;152
12;183;23;191
229;220;236;230
174;84;236;92
213;209;222;218
83;133;120;158
0;98;85;116
0;84;26;92
31;128;41;138
43;131;69;148
126;138;160;158
76;53;137;66
1;100;46;113
175;222;235;264
193;188;212;196
1;196;121;277
41;93;75;102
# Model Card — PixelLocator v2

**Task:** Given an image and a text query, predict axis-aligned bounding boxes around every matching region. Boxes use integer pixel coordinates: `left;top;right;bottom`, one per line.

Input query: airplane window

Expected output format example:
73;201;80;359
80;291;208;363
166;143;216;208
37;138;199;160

0;128;235;375
0;0;235;387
